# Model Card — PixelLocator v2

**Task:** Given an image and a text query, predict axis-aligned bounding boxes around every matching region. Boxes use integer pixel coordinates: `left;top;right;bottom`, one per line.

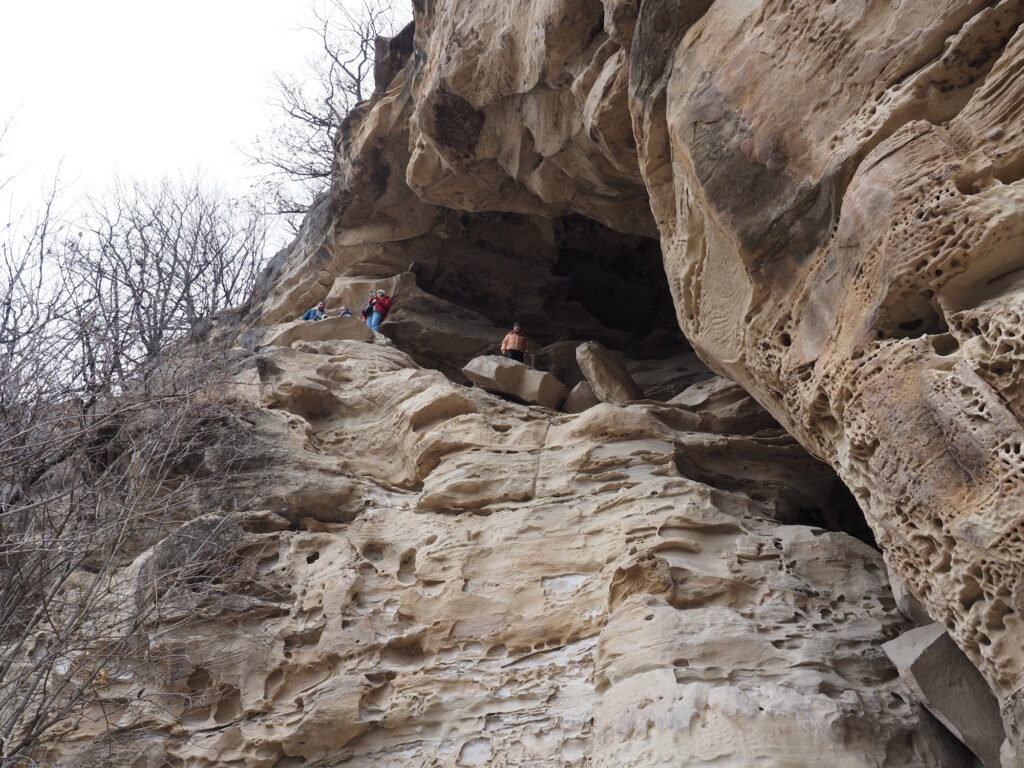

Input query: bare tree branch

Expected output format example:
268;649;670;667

246;0;409;231
0;133;274;765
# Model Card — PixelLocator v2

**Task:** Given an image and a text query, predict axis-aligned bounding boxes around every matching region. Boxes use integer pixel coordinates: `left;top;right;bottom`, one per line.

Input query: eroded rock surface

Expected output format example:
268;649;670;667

630;0;1024;747
44;333;969;766
24;0;1024;763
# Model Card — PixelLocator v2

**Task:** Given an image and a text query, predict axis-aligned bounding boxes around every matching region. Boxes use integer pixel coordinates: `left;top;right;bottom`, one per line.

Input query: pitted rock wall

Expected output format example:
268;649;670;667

629;0;1024;748
46;332;970;766
36;0;1024;764
267;0;1024;755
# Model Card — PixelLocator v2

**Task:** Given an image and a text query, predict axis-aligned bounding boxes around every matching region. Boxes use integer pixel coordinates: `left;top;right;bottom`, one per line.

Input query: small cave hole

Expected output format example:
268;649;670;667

881;294;949;342
397;550;417;585
929;334;959;356
186;667;211;694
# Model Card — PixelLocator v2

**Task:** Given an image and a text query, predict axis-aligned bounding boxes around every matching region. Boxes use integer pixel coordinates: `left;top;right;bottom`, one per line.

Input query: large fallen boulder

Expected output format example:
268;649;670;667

576;341;643;404
462;355;569;410
883;623;1005;767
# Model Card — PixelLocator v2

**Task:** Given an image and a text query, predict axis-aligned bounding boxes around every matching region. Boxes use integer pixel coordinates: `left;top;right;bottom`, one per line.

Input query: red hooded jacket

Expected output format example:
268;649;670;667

373;295;392;319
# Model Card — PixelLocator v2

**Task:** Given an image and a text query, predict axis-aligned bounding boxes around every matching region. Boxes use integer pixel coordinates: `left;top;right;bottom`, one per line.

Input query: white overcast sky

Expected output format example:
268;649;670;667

0;1;336;205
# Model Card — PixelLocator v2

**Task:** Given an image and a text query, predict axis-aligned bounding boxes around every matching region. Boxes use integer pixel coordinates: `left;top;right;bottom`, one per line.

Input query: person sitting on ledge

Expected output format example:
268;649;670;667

500;321;529;363
337;305;353;318
366;289;392;333
301;301;326;321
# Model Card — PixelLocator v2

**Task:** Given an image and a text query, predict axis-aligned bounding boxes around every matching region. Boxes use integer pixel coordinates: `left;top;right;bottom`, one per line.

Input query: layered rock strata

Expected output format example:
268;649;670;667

25;0;1024;763
45;326;970;766
251;0;1024;753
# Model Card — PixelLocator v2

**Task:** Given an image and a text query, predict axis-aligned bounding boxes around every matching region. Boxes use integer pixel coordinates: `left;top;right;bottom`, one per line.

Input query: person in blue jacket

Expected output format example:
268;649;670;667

301;301;326;321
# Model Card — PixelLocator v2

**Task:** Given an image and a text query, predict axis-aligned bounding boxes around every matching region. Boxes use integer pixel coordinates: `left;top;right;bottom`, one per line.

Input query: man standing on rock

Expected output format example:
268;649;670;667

500;321;529;363
367;289;392;333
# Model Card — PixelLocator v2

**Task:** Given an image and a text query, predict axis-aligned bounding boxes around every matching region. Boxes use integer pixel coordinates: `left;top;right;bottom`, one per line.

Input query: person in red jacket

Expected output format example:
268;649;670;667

367;289;392;333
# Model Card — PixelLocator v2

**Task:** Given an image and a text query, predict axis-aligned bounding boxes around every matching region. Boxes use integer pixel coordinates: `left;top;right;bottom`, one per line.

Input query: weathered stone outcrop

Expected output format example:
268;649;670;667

43;334;968;766
278;0;1024;754
25;0;1024;763
629;0;1024;749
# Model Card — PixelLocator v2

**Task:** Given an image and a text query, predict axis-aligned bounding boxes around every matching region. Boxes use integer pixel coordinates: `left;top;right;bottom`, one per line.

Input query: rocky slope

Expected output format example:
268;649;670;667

25;0;1024;765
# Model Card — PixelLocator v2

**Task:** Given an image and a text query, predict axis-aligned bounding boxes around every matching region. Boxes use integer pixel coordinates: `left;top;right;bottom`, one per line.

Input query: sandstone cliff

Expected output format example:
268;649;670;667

18;1;1024;766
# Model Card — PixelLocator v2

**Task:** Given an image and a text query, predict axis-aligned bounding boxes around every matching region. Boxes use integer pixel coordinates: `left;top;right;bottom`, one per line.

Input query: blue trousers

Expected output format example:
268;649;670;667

368;311;383;332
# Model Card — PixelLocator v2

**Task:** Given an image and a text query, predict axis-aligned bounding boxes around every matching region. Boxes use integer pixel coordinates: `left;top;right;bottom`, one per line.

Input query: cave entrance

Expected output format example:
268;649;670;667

401;209;877;547
549;214;686;356
404;210;702;392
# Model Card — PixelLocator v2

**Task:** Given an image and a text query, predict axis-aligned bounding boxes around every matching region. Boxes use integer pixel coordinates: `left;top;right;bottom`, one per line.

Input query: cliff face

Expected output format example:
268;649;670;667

29;1;1024;766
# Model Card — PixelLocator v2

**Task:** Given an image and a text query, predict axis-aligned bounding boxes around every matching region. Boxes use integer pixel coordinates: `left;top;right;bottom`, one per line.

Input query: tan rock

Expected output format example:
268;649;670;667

576;341;644;403
35;0;1024;763
668;375;779;434
884;623;1004;766
563;381;599;413
630;0;1024;745
35;334;968;766
407;0;654;236
462;354;569;410
240;316;373;351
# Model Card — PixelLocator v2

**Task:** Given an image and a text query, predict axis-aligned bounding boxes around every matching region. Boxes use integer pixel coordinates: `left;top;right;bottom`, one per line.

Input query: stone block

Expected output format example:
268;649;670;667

883;623;1005;767
462;355;569;409
576;341;643;404
564;381;600;413
240;317;373;351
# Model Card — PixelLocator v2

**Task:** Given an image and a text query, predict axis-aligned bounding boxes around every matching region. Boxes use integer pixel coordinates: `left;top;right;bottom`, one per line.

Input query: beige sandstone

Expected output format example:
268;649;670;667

40;332;970;766
575;340;644;404
563;380;599;413
370;0;1024;753
462;353;570;409
630;0;1024;750
21;0;1024;763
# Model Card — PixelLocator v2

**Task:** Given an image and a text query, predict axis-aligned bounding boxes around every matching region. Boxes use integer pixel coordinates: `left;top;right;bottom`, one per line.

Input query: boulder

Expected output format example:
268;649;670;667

563;381;599;413
883;623;1005;767
462;355;569;410
576;341;643;404
533;340;586;388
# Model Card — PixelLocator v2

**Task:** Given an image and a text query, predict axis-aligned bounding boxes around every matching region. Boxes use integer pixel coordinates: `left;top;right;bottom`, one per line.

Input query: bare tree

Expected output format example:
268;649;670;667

58;176;266;389
248;0;409;230
0;380;268;766
0;140;274;766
